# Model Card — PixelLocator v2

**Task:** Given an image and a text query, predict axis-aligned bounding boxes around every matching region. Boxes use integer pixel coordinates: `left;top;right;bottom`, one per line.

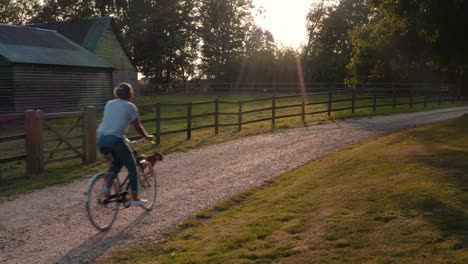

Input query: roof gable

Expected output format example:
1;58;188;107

0;25;113;68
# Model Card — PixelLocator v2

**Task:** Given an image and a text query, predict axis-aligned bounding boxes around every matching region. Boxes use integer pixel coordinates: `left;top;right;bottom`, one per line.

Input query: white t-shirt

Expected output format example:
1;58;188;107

97;99;139;138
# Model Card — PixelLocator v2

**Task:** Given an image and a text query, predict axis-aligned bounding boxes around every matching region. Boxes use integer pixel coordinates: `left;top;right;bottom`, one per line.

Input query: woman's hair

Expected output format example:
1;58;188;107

114;82;134;100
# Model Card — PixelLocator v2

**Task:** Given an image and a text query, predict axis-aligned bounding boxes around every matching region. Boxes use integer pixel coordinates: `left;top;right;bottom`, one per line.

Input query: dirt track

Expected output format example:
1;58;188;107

1;106;468;264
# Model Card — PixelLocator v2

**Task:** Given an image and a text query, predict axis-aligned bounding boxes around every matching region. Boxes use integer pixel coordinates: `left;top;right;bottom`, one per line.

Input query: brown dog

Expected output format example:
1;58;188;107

137;152;164;166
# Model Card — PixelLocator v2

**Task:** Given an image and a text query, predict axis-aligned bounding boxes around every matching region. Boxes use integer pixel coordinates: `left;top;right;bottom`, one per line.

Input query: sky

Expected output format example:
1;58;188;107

252;0;316;49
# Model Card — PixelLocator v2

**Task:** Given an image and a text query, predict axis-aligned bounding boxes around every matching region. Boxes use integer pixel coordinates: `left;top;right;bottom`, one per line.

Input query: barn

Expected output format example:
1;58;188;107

30;17;139;94
0;25;113;113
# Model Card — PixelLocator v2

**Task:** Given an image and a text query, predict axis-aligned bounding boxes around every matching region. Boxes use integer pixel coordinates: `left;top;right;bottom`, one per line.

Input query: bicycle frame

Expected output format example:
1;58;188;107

100;175;131;207
99;145;151;208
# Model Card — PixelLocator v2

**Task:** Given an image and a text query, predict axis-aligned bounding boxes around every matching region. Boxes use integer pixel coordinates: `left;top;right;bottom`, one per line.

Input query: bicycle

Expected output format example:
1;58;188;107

85;138;162;231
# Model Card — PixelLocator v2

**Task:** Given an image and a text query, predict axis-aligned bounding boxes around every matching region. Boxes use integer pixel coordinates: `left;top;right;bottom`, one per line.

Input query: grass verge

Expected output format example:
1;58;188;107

100;114;468;263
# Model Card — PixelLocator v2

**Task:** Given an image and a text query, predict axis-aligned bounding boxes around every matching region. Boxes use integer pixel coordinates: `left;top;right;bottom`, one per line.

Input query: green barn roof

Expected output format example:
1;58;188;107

30;17;113;53
0;25;113;68
29;17;136;70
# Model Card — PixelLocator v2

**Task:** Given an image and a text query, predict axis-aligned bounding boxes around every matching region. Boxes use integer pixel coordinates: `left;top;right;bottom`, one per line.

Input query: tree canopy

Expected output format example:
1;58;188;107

346;0;468;86
1;0;467;90
303;0;373;83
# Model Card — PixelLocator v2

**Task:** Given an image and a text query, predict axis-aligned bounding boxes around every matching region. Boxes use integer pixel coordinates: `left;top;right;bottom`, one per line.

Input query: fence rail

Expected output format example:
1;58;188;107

1;86;466;175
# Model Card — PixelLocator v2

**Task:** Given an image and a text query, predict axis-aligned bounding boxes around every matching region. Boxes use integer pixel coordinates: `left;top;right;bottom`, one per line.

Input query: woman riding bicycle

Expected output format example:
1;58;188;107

97;82;153;206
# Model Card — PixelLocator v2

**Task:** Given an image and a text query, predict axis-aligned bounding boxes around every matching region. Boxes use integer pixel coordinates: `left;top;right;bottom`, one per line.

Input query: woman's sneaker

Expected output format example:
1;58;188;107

101;185;110;198
129;199;147;207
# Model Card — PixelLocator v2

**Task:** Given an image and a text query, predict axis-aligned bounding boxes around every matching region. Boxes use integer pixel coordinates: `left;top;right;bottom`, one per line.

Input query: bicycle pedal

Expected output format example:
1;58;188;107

123;199;130;208
98;198;109;205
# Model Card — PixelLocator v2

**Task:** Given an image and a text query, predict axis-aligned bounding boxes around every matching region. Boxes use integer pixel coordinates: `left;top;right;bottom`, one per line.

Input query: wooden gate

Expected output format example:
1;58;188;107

24;107;96;174
43;112;84;165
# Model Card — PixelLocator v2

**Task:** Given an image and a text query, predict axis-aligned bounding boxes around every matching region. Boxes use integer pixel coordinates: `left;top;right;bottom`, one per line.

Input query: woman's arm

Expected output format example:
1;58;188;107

131;118;154;141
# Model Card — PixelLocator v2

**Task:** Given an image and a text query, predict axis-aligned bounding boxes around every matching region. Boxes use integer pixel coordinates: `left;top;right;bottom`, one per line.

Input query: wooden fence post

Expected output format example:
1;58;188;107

83;106;96;163
351;89;356;114
187;102;192;140
458;84;462;102
301;95;306;123
156;103;161;145
373;87;377;112
214;98;219;135
272;95;276;128
392;85;396;110
409;87;413;109
451;86;455;104
424;86;428;107
238;102;243;131
437;88;442;105
327;90;332;117
25;110;44;174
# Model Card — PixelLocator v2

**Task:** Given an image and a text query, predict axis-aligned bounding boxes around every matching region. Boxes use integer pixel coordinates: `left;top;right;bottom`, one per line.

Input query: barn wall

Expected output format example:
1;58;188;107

13;64;112;113
95;29;135;71
94;28;140;94
0;66;14;113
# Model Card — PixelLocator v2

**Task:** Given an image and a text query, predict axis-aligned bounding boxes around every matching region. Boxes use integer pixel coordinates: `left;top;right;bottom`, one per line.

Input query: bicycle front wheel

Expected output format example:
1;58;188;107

85;173;119;231
138;161;157;211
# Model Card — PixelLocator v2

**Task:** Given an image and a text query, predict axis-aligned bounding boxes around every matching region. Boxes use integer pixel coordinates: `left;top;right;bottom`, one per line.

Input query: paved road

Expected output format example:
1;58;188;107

1;106;467;263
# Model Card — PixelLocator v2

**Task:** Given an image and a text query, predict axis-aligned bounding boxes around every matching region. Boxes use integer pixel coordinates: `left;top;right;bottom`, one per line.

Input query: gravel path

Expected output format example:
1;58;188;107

1;106;468;264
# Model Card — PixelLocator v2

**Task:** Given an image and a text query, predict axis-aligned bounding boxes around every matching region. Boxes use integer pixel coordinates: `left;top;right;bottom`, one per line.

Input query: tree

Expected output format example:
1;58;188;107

95;0;128;17
0;0;41;25
346;0;468;87
303;0;328;59
132;0;200;84
245;26;275;57
198;0;255;82
32;0;97;22
303;0;373;83
235;26;276;84
275;47;302;84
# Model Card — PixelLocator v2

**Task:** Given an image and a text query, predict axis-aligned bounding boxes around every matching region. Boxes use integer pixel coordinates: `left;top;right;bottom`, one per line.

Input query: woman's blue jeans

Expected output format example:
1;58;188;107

98;135;138;193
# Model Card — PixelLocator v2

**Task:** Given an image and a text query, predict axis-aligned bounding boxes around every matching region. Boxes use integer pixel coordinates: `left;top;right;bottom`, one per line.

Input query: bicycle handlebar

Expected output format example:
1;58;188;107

125;137;156;145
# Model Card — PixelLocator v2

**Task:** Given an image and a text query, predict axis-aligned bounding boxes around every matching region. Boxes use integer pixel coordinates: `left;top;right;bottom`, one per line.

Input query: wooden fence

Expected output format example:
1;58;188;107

0;87;465;174
139;87;465;145
0;113;26;165
0;107;96;174
142;82;461;96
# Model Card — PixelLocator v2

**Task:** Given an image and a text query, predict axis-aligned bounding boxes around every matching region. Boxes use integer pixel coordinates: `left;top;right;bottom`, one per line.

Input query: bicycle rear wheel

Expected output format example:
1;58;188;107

85;173;120;231
138;161;157;211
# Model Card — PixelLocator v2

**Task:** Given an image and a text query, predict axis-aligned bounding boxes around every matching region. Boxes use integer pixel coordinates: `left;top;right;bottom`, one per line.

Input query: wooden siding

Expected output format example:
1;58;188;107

95;29;135;71
0;66;14;113
94;29;139;93
13;65;112;113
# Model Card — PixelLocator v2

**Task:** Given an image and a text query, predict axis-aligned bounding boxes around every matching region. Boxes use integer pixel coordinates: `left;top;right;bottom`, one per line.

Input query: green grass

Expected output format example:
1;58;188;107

0;94;466;198
99;114;468;263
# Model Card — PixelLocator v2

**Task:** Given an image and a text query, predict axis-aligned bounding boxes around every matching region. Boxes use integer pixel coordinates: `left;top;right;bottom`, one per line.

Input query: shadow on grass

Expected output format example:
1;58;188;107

418;148;468;248
417;197;467;249
393;122;468;250
56;210;154;263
